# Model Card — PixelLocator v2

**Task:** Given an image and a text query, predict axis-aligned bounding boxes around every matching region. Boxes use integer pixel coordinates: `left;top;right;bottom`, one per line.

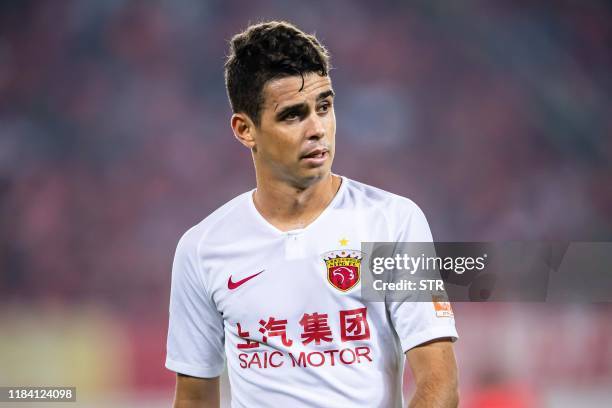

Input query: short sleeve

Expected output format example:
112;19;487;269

387;200;458;352
165;230;226;378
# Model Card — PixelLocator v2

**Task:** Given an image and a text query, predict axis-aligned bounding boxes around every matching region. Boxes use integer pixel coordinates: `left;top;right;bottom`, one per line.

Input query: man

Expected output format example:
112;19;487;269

166;21;458;407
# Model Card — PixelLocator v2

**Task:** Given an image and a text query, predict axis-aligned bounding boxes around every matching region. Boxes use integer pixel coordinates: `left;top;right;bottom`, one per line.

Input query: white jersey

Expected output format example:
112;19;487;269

165;176;458;408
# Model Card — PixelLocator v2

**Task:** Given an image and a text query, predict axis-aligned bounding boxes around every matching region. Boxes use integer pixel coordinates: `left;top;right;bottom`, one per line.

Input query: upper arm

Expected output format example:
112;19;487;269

166;231;226;378
174;373;220;408
393;201;459;405
405;338;458;391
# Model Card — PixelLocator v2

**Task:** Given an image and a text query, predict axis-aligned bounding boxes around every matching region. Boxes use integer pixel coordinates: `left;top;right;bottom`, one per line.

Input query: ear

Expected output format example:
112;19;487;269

231;113;257;150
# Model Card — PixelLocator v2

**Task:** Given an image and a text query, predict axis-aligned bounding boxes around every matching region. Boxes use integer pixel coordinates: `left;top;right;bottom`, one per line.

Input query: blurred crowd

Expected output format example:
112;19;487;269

2;0;610;306
0;0;611;402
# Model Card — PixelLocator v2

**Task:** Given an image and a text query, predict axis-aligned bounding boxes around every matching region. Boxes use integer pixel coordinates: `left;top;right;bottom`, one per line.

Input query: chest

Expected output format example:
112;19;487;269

202;215;391;338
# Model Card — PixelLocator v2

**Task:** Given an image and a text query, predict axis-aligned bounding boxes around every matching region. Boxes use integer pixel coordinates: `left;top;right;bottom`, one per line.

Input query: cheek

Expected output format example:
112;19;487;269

261;129;299;158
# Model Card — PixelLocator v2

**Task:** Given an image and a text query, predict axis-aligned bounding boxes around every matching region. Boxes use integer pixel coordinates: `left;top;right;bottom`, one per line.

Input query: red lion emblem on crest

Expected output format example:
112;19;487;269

323;250;362;292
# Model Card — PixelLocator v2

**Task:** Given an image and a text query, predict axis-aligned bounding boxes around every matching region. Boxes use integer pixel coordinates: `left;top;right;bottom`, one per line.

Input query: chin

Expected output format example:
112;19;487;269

297;168;331;187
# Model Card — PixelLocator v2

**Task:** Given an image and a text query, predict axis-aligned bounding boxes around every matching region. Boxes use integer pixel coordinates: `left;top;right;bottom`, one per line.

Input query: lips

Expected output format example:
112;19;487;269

301;147;329;159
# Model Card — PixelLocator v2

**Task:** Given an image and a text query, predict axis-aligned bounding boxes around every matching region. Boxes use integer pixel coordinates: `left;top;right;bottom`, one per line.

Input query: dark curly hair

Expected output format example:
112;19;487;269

224;21;331;126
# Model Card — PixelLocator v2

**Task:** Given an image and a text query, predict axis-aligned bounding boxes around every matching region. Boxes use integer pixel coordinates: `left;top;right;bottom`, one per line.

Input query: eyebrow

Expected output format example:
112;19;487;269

317;89;335;101
274;89;336;117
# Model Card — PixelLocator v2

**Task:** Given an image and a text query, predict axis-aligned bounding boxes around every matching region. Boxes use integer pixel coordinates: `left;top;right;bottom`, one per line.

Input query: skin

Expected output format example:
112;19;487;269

172;72;458;408
173;374;219;408
232;72;340;231
406;339;459;407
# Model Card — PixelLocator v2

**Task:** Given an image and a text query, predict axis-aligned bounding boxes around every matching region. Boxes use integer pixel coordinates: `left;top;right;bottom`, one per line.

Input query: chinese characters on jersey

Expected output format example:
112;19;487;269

236;307;372;369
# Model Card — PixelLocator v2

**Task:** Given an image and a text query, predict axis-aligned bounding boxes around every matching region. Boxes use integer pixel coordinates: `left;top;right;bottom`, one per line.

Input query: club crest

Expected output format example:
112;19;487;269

323;250;362;292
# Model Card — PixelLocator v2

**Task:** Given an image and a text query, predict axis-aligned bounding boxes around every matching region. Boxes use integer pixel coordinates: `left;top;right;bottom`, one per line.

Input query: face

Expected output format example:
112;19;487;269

247;72;336;188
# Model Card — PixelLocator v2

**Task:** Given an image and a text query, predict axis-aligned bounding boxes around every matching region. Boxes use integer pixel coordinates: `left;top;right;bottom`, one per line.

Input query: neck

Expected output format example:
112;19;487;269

253;172;341;232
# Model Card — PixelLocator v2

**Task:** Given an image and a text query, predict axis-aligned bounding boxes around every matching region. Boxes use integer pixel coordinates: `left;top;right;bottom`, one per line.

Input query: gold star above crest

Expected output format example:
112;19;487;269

339;237;349;246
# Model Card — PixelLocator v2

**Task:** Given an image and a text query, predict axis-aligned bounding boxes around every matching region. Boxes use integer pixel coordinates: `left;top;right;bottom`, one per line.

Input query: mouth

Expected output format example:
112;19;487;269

301;147;329;160
300;148;329;166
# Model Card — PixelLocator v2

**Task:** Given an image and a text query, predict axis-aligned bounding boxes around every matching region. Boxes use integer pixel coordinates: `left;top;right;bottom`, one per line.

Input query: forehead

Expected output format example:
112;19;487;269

262;73;333;110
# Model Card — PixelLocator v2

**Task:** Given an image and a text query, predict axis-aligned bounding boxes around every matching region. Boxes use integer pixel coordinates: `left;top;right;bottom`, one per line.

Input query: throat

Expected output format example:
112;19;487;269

253;174;341;232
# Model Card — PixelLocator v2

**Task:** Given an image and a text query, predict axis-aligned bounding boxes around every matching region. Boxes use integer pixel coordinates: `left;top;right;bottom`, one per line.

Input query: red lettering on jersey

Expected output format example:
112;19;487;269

306;351;325;367
238;353;248;368
236;323;259;349
355;346;372;363
241;347;372;369
247;352;262;369
340;307;370;342
289;351;307;367
259;317;293;347
269;351;284;368
239;351;284;369
299;312;333;345
323;349;339;366
339;348;357;364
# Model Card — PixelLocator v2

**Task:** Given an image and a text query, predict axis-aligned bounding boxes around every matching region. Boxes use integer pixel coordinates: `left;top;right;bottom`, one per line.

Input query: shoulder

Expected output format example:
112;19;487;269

174;191;252;256
341;176;432;241
341;176;426;217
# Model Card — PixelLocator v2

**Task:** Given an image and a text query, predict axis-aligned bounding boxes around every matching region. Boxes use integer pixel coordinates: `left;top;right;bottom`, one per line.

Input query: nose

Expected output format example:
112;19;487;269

304;112;325;140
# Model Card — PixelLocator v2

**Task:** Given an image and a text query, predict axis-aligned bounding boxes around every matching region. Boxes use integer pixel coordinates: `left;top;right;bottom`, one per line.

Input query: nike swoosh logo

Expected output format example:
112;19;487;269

227;270;264;290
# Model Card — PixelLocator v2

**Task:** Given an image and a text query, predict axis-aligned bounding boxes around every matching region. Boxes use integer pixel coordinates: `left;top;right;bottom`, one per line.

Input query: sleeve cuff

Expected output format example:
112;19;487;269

165;357;225;378
400;326;459;353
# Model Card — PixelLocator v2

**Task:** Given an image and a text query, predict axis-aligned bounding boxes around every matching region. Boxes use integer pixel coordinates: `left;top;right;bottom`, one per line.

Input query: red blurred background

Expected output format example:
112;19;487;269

1;1;611;406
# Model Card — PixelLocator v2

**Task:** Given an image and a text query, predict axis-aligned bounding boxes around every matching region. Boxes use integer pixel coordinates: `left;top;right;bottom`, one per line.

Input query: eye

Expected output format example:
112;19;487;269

284;112;299;122
317;102;332;114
